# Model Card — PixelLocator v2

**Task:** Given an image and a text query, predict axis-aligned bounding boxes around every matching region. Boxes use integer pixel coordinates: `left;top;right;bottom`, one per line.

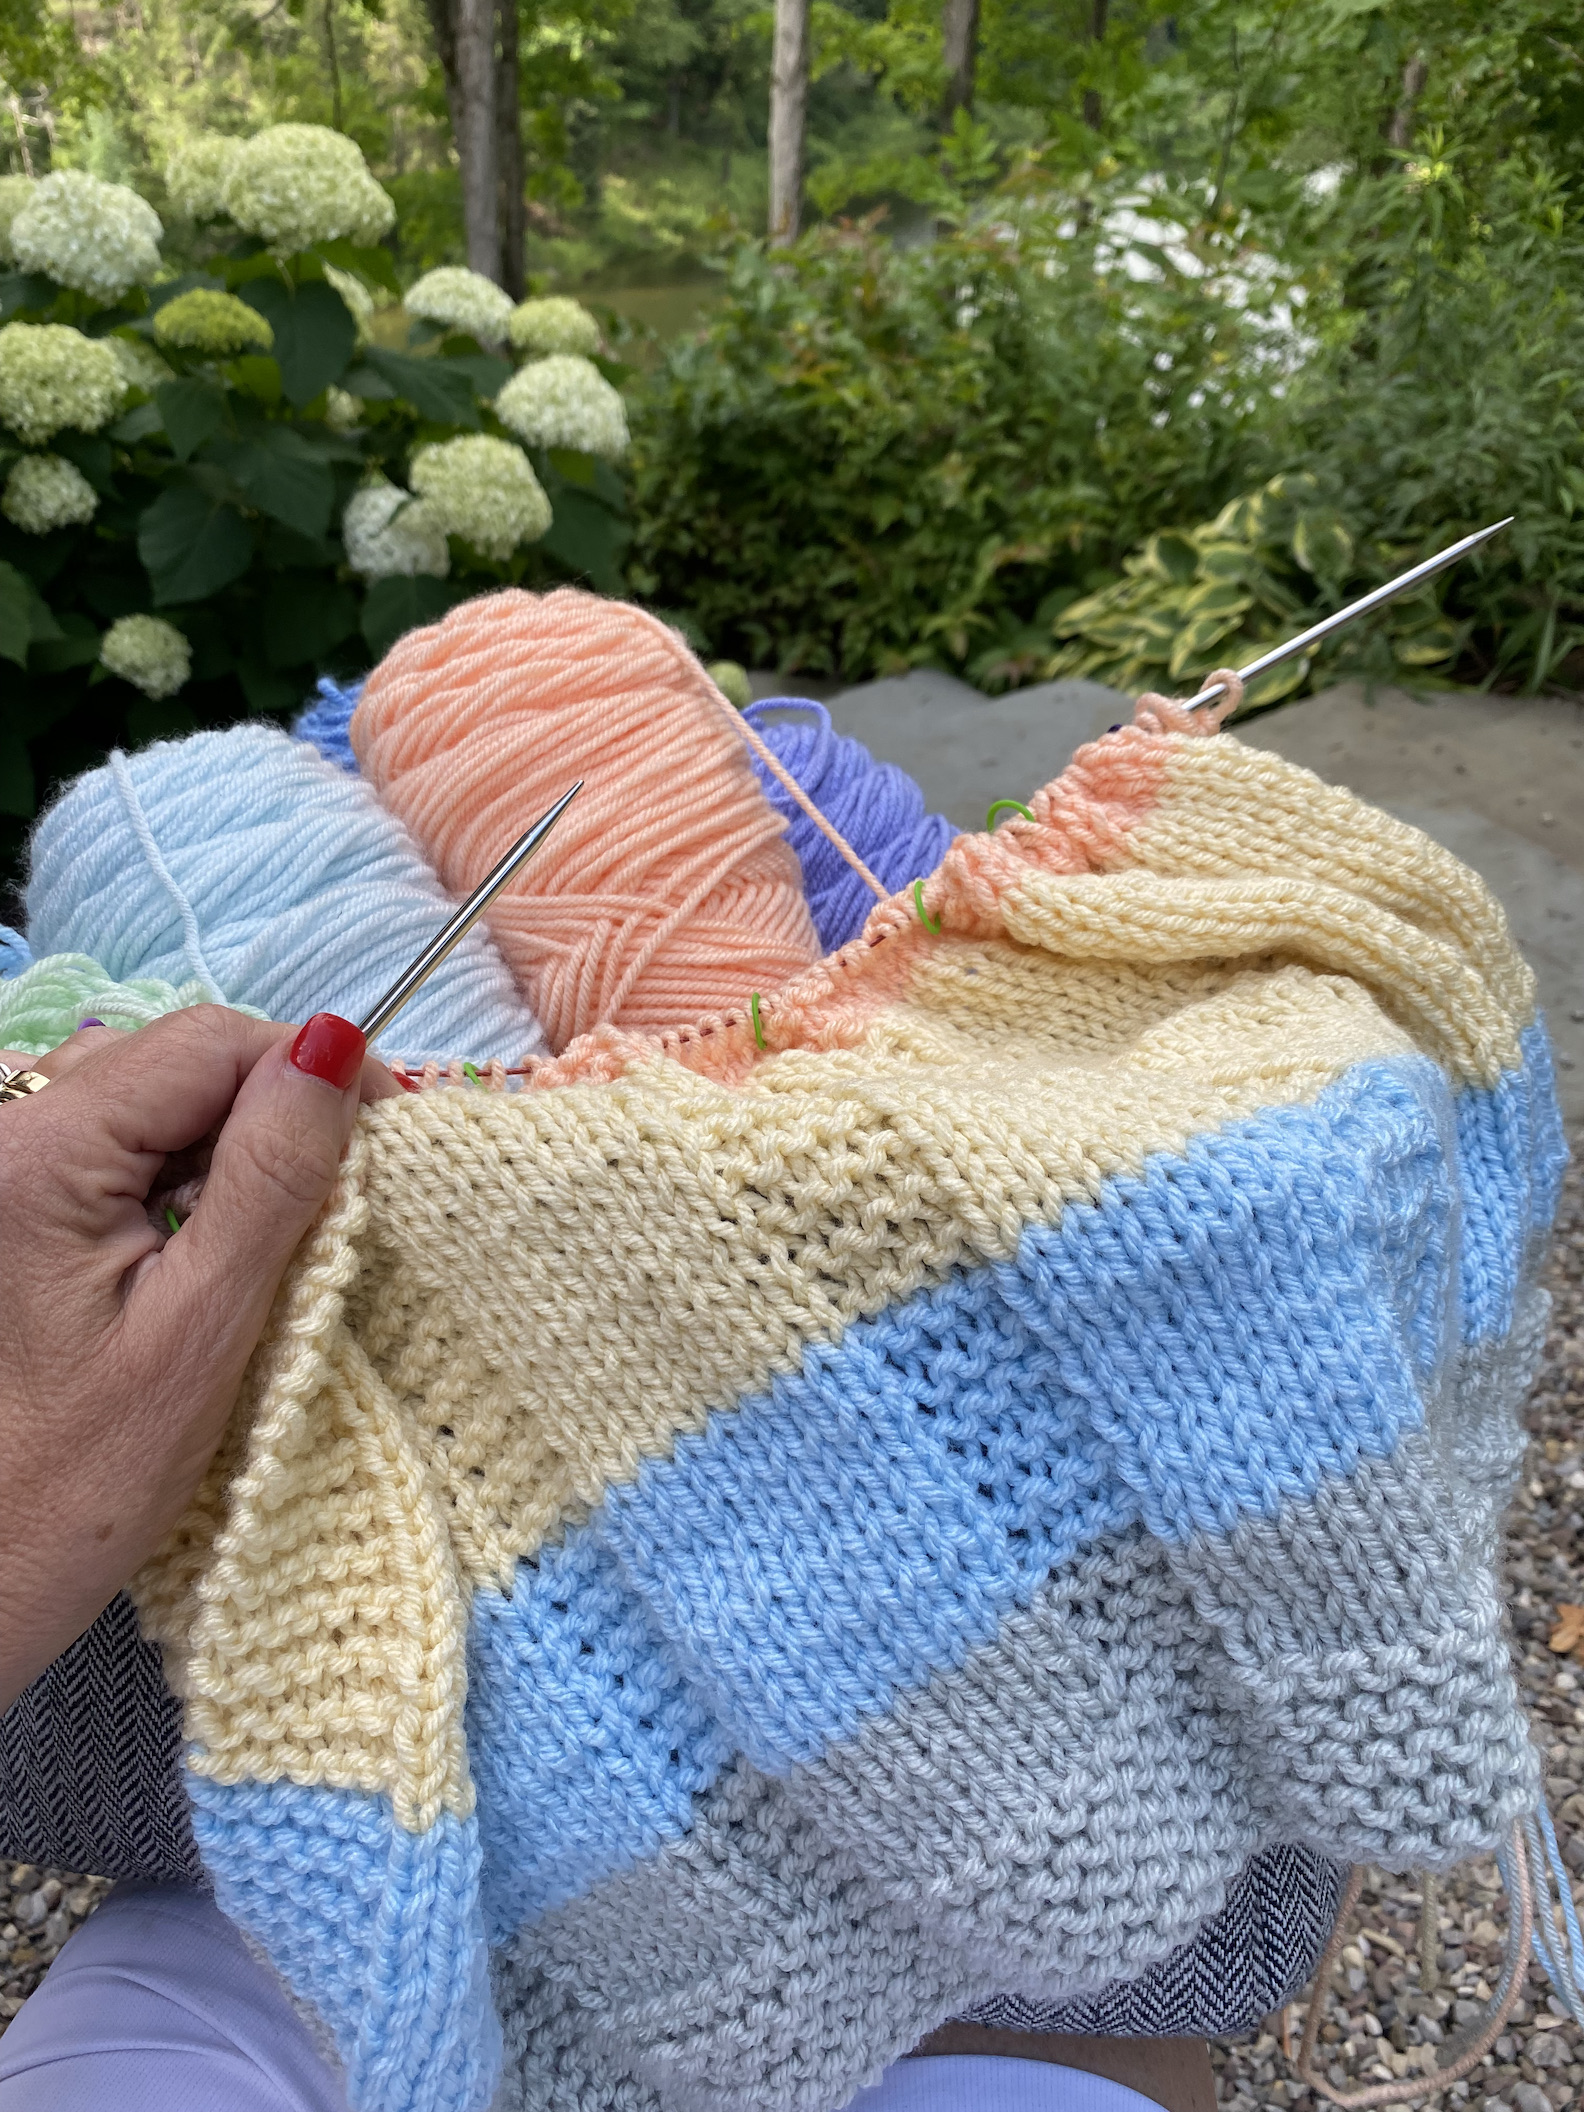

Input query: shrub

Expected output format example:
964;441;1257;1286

625;200;1292;683
0;124;623;898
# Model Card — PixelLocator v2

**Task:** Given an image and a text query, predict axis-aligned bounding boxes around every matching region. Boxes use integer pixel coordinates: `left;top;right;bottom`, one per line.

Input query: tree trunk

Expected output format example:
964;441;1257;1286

1082;0;1108;132
424;0;501;281
768;0;809;246
1385;53;1428;152
941;0;978;121
496;0;525;297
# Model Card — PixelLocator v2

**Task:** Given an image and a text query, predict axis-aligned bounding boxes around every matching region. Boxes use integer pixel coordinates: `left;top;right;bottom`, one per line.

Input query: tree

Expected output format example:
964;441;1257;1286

423;0;502;279
941;0;978;119
768;0;808;242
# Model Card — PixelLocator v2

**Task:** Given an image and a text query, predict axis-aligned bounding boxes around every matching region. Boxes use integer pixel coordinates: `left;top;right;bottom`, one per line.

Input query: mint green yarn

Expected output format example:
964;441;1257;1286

0;952;266;1056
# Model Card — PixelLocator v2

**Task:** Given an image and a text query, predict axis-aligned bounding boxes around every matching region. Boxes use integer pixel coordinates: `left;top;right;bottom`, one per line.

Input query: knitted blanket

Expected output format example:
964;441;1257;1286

115;703;1560;2112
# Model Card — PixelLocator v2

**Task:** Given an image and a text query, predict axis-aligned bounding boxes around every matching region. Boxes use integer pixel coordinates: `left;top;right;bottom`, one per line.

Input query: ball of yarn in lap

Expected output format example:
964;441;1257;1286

25;725;546;1064
352;588;821;1051
0;952;268;1056
0;924;30;980
293;675;363;773
743;700;957;952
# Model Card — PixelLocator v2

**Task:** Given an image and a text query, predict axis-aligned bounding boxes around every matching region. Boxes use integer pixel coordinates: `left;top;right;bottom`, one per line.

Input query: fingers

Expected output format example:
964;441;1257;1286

142;1016;366;1360
11;1023;119;1085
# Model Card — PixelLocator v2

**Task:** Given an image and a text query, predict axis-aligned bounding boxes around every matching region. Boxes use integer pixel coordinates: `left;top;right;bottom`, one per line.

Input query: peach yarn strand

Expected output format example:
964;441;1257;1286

352;589;821;1051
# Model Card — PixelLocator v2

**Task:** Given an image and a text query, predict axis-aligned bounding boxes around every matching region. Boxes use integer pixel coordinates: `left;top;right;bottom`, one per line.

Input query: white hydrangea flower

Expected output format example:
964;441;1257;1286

404;266;514;347
0;175;36;266
495;354;628;460
222;124;395;255
108;335;174;392
100;614;192;699
508;295;600;358
2;453;98;535
322;263;374;338
324;385;364;433
409;435;550;560
342;475;450;579
0;323;125;446
9;171;163;302
165;134;241;221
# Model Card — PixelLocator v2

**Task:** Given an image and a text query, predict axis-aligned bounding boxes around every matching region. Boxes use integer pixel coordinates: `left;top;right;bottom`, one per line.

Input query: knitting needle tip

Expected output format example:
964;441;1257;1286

357;780;582;1046
1183;516;1514;713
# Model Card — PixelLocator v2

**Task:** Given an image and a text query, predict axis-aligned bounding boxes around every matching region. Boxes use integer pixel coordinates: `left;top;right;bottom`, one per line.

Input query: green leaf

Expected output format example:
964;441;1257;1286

356;347;480;428
108;402;165;445
1169;608;1246;678
239;279;357;408
446;352;513;399
547;446;599;489
1181;579;1254;619
0;271;56;321
30;610;101;674
0;722;34;817
1140;531;1198;586
138;483;255;605
230;356;283;408
540;486;628;594
262;572;358;667
126;697;198;746
209;427;334;540
341;359;397;402
1291;510;1354;581
237;662;302;715
306;238;400;297
155;379;228;463
0;563;33;667
361;575;466;660
51;433;114;491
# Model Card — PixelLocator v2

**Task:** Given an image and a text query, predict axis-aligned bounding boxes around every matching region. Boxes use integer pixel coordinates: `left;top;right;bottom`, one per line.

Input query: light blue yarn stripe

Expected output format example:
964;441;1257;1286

1454;1019;1568;1344
467;1052;1472;1940
188;1775;500;2112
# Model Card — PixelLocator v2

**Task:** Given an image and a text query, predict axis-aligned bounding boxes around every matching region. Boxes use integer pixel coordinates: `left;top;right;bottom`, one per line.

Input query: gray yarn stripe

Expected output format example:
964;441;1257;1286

493;1426;1533;2112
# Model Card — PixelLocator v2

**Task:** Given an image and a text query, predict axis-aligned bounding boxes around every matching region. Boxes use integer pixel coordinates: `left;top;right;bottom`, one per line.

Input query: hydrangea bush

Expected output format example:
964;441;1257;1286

0;121;629;884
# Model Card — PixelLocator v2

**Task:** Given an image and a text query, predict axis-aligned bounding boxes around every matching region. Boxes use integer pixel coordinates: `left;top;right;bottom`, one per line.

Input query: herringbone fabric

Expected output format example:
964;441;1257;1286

0;1594;203;1885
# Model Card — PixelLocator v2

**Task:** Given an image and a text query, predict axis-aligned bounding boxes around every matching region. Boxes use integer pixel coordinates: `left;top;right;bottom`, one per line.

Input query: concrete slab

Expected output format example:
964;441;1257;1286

823;674;1127;831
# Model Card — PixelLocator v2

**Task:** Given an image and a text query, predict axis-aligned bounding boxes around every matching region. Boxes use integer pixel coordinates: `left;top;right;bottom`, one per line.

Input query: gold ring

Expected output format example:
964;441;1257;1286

0;1063;49;1103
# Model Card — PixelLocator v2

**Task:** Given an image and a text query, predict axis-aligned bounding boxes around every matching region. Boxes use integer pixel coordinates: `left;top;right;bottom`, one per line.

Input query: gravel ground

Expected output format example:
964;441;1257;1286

4;1143;1583;2107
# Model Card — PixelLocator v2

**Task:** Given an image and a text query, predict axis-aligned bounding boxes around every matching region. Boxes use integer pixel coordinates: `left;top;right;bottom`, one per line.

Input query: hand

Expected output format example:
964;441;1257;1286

0;1007;400;1710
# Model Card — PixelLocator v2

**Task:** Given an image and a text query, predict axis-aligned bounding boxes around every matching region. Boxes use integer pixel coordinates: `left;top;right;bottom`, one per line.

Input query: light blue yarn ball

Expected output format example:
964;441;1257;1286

293;676;363;774
0;924;30;980
25;725;546;1065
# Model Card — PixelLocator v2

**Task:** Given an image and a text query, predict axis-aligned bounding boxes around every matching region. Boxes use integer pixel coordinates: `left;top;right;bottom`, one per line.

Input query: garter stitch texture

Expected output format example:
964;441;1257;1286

105;694;1566;2112
23;724;545;1065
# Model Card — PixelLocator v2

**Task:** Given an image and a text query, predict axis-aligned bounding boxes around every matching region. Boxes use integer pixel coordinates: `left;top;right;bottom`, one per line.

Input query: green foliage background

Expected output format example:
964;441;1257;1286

0;221;626;895
0;0;1580;903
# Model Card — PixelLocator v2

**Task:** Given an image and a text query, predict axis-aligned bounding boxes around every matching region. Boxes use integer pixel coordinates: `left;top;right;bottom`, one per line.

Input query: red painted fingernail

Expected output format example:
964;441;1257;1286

289;1013;365;1090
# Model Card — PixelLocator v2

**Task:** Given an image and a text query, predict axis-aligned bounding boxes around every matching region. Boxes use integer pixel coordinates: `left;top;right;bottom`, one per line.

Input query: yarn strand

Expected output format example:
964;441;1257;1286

1295;1825;1534;2106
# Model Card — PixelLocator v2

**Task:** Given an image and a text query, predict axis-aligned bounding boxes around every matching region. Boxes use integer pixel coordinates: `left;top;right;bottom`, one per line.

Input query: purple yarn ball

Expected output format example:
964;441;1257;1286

744;699;957;953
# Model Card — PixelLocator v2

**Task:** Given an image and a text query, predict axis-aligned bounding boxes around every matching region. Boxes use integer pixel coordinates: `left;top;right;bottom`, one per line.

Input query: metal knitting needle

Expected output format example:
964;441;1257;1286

357;781;582;1045
1181;516;1513;712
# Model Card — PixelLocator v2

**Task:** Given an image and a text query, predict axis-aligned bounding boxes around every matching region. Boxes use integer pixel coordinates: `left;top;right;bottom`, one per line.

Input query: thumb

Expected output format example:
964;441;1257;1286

150;1014;365;1355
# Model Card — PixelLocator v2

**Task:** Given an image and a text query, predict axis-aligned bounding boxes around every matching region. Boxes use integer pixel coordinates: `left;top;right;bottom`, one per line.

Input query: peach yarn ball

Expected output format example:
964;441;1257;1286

352;589;821;1051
